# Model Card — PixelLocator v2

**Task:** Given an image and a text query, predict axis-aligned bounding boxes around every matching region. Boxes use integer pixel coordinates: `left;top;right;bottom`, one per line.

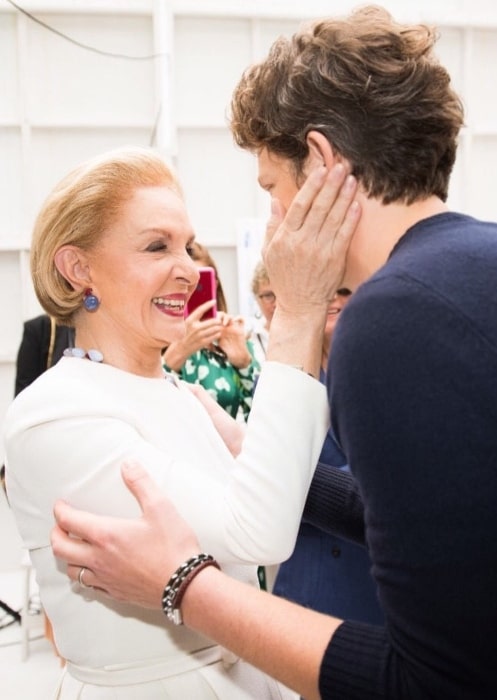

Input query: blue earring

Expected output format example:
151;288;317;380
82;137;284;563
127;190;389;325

83;288;100;312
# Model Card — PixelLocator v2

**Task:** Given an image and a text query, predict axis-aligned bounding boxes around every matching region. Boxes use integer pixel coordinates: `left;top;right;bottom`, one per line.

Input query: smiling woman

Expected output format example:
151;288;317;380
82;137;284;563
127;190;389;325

2;145;335;699
30;149;198;377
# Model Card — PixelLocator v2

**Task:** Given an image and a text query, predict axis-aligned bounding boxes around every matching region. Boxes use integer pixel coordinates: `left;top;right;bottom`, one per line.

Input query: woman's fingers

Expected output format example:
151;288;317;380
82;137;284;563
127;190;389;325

262;163;360;315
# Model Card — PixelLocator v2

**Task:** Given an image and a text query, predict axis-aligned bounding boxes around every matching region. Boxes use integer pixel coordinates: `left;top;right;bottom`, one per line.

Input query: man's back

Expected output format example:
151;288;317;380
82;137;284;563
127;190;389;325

326;211;497;697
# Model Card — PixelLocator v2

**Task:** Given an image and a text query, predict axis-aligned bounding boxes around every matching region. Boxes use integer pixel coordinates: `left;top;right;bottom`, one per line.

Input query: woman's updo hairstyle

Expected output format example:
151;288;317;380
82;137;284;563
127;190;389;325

30;146;182;324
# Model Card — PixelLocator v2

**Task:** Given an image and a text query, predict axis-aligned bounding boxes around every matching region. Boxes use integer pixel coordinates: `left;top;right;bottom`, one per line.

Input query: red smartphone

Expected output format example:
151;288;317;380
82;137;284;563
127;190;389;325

185;266;217;320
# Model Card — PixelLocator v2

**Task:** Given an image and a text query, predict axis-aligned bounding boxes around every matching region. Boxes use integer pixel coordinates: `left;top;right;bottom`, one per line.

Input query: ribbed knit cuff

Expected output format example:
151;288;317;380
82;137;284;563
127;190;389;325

304;462;365;544
320;620;389;699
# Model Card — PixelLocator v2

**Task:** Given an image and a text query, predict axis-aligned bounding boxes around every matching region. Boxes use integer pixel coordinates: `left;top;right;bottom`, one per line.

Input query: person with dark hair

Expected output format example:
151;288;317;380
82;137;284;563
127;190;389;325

45;6;497;699
163;241;260;421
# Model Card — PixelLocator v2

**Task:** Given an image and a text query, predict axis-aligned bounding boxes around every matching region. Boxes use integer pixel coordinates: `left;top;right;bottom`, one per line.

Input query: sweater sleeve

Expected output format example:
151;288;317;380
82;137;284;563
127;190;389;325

319;622;392;700
303;462;365;545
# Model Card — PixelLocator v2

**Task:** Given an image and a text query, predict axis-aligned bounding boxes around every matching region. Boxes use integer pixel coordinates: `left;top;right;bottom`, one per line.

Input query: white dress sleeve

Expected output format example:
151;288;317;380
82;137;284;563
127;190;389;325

4;360;328;565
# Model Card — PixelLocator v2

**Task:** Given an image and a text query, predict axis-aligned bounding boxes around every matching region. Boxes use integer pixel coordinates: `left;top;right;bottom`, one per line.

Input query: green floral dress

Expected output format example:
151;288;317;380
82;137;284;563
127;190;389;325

163;342;260;421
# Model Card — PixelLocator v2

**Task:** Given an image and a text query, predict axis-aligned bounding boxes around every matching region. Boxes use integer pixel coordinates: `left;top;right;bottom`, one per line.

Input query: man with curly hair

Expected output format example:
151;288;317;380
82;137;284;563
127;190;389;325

50;7;497;700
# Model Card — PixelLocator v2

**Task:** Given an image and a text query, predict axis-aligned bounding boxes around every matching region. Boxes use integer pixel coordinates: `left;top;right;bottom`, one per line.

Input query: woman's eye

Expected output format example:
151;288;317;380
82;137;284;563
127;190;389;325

186;245;194;257
146;241;167;252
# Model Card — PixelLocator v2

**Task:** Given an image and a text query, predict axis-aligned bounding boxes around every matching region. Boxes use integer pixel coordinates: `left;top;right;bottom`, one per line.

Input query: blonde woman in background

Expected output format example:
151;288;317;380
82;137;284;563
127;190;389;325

248;261;276;367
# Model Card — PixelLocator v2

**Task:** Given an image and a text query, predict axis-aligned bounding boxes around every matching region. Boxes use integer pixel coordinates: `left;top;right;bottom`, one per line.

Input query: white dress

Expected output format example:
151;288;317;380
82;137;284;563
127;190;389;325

3;358;328;698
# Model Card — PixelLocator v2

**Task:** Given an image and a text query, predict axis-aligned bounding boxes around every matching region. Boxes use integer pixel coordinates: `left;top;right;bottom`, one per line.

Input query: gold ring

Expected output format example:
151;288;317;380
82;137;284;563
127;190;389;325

78;567;92;589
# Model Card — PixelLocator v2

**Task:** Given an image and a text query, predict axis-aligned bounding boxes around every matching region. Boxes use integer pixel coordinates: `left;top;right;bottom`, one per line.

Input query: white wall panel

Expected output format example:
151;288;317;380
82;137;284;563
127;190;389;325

176;126;257;242
26;14;155;124
255;18;302;57
0;13;20;123
467;30;497;129
0;252;24;361
27;126;153;238
174;17;252;126
435;27;465;98
0;130;24;240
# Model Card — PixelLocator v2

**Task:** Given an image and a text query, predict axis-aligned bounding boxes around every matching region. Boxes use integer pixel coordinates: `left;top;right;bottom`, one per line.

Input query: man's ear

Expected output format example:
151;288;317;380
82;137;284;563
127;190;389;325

54;245;91;291
305;130;343;170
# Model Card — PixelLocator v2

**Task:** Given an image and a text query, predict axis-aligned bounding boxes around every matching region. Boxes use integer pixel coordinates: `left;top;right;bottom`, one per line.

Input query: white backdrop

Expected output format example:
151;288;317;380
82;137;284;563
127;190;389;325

2;0;497;454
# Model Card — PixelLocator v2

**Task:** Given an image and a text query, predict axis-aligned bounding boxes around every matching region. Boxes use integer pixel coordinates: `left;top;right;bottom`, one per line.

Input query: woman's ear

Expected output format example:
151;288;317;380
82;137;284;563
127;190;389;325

54;246;91;291
306;130;342;170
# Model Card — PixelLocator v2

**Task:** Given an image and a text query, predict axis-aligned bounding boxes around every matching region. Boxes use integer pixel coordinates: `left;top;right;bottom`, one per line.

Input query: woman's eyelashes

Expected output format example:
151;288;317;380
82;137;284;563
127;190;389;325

143;231;195;255
144;238;167;253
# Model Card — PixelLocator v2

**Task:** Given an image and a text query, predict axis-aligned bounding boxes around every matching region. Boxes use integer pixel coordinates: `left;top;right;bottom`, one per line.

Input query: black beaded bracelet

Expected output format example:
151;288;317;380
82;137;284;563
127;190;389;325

161;553;220;625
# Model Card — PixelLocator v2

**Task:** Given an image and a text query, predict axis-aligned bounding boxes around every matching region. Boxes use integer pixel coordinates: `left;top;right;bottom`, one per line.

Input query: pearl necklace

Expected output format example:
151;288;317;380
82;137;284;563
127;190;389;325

63;346;177;385
63;347;104;362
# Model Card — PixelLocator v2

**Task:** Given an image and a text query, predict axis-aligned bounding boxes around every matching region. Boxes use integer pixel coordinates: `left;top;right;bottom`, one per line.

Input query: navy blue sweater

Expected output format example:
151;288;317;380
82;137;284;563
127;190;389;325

305;212;497;699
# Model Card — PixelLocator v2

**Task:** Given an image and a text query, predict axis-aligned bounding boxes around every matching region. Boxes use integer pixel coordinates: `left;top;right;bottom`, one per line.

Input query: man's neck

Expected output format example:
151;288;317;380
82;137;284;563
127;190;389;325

346;194;448;290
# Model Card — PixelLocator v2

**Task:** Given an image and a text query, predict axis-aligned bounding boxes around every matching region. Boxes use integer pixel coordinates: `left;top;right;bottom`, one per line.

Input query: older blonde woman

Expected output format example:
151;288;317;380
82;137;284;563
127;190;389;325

3;146;344;699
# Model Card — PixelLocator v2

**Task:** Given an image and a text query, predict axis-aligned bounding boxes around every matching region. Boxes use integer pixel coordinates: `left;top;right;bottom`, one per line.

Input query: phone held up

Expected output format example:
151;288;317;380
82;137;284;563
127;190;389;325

185;266;217;320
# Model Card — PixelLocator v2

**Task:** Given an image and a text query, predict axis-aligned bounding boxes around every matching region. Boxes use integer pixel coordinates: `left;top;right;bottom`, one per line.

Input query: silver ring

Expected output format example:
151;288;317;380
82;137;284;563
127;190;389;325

78;567;92;589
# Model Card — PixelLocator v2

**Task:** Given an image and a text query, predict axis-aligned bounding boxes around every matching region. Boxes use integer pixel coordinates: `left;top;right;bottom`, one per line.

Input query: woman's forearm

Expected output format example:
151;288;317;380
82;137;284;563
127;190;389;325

162;342;189;372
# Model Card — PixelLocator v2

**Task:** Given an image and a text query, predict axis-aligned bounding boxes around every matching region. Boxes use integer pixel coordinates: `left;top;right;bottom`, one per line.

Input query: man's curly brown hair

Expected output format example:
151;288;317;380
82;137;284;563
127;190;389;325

230;5;464;204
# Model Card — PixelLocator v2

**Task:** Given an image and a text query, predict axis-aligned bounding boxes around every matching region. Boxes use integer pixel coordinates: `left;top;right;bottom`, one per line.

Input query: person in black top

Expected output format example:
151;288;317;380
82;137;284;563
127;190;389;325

14;314;74;396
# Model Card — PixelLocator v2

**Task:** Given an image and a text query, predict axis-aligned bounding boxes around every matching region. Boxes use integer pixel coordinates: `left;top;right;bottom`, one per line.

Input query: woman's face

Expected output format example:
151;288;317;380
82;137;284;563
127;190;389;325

255;281;276;326
87;185;198;350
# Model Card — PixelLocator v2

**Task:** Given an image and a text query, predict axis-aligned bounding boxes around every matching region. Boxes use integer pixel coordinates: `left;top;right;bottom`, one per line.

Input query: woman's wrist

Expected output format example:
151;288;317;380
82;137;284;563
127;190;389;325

265;310;325;380
230;351;252;369
163;343;188;372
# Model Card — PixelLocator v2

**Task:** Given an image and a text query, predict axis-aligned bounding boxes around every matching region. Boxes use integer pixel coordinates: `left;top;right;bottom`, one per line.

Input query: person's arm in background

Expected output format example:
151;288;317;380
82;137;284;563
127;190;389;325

216;318;261;420
234;337;261;420
163;300;222;372
183;382;246;456
216;314;254;369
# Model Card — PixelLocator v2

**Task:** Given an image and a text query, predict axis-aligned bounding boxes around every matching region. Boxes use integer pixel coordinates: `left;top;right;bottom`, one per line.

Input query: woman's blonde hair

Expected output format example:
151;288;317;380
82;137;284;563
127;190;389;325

30;146;182;324
251;260;270;296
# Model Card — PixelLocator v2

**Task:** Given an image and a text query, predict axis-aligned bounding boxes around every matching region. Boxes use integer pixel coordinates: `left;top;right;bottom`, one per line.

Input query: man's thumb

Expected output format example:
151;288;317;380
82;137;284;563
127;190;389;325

121;461;154;513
